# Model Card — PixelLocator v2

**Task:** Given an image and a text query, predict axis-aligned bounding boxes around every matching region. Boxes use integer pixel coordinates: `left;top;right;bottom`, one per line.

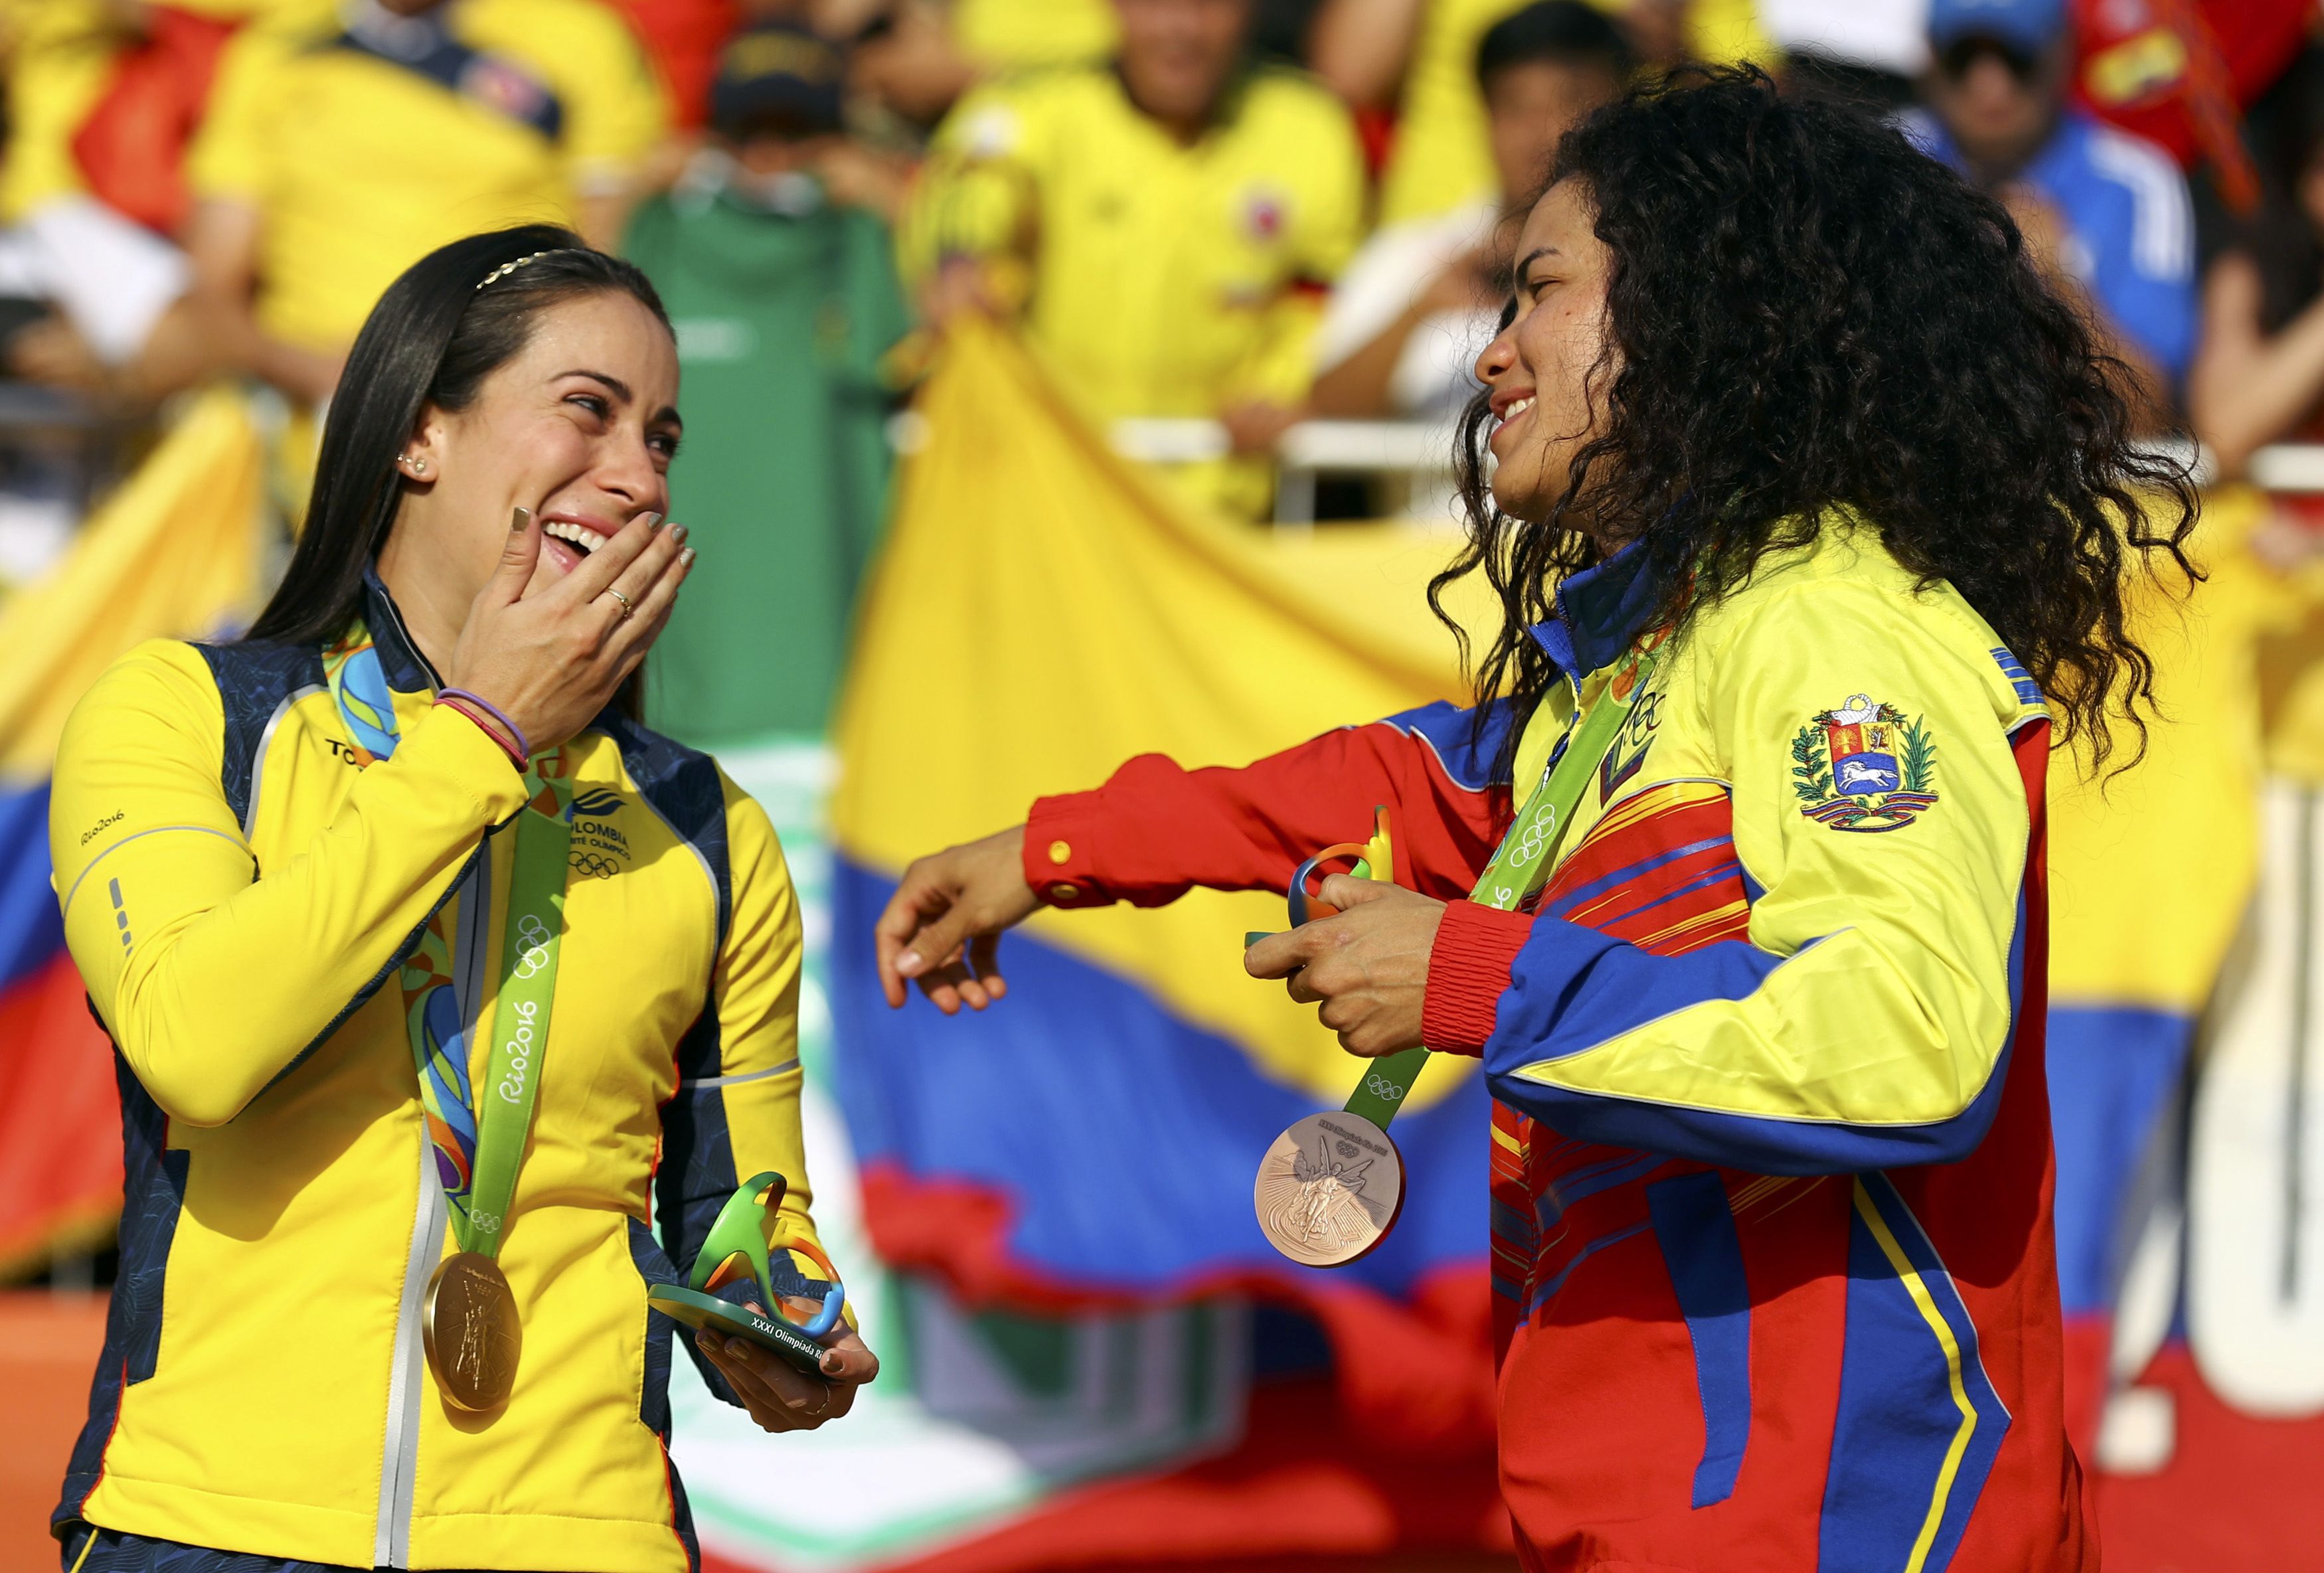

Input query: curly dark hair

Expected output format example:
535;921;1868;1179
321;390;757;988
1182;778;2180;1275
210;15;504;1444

1432;66;2198;778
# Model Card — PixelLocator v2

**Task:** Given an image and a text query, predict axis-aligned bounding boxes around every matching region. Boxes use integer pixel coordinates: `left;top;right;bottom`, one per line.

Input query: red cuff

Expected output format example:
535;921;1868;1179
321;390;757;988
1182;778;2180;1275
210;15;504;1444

1024;793;1116;908
1422;901;1533;1056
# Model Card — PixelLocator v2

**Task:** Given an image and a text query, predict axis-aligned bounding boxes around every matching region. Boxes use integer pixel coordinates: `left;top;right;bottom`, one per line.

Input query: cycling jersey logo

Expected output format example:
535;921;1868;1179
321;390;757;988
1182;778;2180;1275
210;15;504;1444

1791;693;1939;833
568;788;623;819
565;787;631;870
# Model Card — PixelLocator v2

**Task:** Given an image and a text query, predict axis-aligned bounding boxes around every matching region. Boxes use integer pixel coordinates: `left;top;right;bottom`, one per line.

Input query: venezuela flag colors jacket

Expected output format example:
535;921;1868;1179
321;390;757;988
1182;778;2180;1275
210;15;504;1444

1025;523;2090;1572
45;574;833;1572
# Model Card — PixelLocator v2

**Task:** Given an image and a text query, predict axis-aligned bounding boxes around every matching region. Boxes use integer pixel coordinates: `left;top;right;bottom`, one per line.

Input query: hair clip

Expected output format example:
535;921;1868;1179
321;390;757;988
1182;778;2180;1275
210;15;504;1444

474;248;581;291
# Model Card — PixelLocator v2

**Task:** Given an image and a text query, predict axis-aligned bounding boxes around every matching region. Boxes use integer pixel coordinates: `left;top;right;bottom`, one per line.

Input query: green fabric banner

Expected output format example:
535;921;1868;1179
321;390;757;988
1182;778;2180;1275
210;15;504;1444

625;186;910;744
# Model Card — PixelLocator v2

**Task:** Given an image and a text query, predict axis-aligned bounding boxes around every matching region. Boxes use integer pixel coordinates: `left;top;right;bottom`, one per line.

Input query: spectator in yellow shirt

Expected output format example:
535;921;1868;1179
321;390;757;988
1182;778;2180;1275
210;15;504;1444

184;0;667;404
900;0;1365;517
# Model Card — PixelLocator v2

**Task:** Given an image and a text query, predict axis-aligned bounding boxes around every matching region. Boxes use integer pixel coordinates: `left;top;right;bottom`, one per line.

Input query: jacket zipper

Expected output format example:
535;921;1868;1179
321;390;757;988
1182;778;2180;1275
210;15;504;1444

373;852;493;1565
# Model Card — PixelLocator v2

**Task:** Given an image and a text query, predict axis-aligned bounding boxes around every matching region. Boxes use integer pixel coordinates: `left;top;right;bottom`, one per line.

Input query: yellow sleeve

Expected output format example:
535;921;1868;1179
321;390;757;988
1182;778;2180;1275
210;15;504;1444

1289;100;1367;286
896;82;1046;290
546;2;669;197
49;641;531;1127
185;23;284;205
655;772;842;1316
1487;580;2033;1173
1232;100;1365;406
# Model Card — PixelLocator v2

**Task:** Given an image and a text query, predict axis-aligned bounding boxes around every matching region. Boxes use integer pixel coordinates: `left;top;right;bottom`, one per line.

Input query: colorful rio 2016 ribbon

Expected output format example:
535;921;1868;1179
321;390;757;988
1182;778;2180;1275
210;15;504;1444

1251;640;1663;1268
325;623;576;1410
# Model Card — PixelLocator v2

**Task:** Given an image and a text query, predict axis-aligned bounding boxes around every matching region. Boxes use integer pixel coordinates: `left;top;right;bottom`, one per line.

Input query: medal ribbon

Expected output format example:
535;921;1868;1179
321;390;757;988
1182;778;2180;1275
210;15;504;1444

1343;641;1661;1131
326;622;572;1260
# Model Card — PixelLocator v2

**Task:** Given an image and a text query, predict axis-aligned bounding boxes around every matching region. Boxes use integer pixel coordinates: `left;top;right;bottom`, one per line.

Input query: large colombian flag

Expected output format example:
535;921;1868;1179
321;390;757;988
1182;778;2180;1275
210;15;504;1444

0;388;264;1276
821;317;1513;1560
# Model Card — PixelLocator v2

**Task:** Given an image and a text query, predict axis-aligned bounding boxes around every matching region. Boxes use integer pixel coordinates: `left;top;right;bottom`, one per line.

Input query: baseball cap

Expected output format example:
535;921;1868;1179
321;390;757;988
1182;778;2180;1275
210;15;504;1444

708;21;847;139
1926;0;2068;56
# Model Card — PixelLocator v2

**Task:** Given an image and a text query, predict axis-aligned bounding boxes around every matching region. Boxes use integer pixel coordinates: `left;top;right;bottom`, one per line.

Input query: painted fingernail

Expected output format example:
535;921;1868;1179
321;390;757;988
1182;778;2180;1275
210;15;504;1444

668;523;689;546
511;506;532;532
679;546;697;570
639;511;663;531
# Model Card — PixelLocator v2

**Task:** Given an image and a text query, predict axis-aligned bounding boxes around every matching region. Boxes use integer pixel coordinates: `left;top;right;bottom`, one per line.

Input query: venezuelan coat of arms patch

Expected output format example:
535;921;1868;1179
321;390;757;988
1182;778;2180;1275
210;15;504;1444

1790;693;1938;832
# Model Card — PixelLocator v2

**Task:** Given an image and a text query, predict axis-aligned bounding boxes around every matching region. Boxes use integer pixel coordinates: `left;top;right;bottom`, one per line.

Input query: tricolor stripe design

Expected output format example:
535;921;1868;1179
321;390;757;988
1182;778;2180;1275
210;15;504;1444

1536;779;1756;950
1489;782;1749;1335
1817;1173;2010;1573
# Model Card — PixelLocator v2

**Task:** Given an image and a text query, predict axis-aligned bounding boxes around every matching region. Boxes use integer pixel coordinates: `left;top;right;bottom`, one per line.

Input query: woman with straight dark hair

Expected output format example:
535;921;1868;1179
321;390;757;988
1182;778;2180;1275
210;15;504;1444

874;70;2192;1568
46;224;874;1573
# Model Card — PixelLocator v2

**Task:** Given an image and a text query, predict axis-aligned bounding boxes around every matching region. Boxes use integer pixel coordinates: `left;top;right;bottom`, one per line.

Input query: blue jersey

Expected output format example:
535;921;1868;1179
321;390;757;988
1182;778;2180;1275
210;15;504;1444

1908;107;2197;383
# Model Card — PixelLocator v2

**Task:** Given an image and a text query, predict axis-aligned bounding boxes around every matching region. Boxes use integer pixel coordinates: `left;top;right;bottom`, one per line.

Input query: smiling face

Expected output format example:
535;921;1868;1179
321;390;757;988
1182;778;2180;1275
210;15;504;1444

378;290;681;646
1473;178;1619;527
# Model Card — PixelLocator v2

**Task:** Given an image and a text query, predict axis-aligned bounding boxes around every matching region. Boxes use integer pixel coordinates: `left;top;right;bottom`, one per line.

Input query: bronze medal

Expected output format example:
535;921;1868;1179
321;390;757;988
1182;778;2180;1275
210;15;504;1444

1254;1110;1405;1268
423;1252;522;1412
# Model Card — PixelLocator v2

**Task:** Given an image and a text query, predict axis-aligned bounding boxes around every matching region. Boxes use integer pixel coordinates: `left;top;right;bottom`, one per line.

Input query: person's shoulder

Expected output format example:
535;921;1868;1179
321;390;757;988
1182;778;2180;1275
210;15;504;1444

465;0;644;43
1240;61;1359;137
2046;111;2185;206
62;639;230;754
938;64;1108;156
209;0;334;74
2044;112;2193;278
965;62;1116;116
1702;517;1983;646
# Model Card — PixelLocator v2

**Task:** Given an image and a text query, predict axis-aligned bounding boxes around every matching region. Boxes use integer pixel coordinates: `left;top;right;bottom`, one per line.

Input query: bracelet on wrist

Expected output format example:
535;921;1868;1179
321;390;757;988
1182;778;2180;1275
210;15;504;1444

436;687;531;763
434;695;527;770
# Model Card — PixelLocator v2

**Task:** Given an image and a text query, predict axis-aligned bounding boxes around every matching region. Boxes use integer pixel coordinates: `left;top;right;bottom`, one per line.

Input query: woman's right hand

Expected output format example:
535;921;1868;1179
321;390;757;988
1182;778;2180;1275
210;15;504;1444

873;825;1041;1013
445;507;693;752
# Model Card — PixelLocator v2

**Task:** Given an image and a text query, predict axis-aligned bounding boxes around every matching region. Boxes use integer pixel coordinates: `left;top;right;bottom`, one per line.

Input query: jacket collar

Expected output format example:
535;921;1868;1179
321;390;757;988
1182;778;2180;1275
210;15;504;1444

1527;540;1656;678
360;567;442;694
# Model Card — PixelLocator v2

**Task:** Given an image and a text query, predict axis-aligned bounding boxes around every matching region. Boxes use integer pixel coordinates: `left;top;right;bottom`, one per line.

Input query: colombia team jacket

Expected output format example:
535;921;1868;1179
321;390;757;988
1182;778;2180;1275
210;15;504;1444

47;575;831;1571
1025;523;2090;1572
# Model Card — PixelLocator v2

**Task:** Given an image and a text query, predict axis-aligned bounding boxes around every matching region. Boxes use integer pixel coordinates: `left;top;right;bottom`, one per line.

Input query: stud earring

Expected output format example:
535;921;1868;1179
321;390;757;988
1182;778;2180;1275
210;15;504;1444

405;455;429;475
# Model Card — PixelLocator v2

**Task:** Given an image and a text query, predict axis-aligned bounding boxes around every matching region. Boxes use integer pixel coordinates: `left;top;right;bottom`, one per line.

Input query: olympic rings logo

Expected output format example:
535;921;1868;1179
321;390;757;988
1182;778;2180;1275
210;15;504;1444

1366;1072;1406;1102
510;913;554;979
568;851;621;879
1507;808;1556;868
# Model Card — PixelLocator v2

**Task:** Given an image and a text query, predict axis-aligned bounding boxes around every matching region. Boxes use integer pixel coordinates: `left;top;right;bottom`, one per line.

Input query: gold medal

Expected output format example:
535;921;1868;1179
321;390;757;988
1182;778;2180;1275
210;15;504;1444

422;1252;521;1412
1254;1110;1405;1268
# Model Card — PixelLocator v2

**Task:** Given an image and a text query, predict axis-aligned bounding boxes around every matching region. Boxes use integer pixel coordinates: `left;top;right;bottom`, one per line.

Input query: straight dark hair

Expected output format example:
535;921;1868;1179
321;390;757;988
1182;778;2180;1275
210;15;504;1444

246;226;672;713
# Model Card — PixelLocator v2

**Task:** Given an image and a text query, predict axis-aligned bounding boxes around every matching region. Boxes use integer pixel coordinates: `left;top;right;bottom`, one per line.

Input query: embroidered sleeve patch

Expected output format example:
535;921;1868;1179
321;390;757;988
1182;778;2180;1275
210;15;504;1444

1789;694;1938;832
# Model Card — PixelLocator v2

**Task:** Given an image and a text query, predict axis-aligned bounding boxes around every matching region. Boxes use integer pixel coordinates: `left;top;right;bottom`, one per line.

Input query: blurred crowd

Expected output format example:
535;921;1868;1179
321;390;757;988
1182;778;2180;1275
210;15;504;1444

1;0;2323;582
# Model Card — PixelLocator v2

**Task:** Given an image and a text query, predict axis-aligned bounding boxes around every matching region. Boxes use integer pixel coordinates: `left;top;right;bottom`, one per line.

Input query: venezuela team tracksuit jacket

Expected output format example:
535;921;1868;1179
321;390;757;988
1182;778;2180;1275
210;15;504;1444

46;574;831;1572
1023;523;2090;1572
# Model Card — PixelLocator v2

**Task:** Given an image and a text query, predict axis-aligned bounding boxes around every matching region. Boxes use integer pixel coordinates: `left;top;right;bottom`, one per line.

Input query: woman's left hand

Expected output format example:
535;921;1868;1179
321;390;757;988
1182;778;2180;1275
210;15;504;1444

1242;874;1447;1057
696;1309;878;1433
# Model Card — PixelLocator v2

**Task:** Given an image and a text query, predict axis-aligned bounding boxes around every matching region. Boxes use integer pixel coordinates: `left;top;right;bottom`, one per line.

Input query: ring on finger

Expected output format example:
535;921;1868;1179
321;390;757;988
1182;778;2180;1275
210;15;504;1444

603;587;635;621
801;1384;831;1419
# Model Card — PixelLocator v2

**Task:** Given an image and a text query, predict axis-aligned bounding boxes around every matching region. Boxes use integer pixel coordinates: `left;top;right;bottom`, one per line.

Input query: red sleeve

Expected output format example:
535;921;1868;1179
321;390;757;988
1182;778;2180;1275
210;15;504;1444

1019;706;1513;910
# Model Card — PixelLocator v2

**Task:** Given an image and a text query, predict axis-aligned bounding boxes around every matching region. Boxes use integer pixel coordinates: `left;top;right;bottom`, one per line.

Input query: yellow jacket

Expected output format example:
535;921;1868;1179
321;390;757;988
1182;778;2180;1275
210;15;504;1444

187;0;667;352
900;63;1365;516
47;574;829;1571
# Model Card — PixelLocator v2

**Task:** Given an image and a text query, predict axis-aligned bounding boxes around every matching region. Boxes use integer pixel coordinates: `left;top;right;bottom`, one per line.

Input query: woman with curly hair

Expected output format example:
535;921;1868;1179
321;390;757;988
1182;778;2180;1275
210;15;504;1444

873;68;2189;1568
